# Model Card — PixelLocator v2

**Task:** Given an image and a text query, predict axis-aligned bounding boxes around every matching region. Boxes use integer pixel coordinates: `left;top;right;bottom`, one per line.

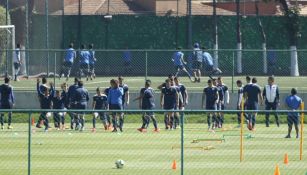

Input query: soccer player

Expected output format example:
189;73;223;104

60;43;76;81
285;88;302;138
118;76;129;131
135;80;159;132
79;44;90;81
67;78;80;130
123;47;132;74
236;80;246;127
52;90;66;130
104;86;113;130
262;76;280;127
39;77;49;93
60;82;69;129
202;79;219;130
36;78;54;132
244;77;263;130
13;43;21;81
192;43;203;83
0;78;15;130
216;77;229;128
160;79;179;130
172;47;192;80
173;77;187;129
107;79;124;132
92;87;108;132
157;74;174;90
74;81;89;131
89;44;96;80
202;47;222;79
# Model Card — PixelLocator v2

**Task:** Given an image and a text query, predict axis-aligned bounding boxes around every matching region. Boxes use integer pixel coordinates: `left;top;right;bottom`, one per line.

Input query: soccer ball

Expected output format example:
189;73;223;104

115;159;125;169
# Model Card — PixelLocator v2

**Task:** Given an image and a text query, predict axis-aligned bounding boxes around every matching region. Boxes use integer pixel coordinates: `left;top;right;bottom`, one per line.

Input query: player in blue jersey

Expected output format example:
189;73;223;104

192;43;203;83
104;86;113;130
285;88;302;138
244;77;263;130
36;78;54;132
118;76;129;131
67;78;80;130
89;44;97;80
135;80;159;132
173;77;187;129
13;44;21;81
202;79;219;131
160;79;179;130
108;79;124;132
74;81;89;131
79;44;90;81
52;90;66;130
60;43;76;81
216;77;229;128
92;87;109;132
202;47;222;79
0;78;15;130
172;47;192;80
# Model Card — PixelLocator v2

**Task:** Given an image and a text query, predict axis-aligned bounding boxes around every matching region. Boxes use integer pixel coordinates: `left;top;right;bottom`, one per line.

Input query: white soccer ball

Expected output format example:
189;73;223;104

115;159;125;169
46;112;52;118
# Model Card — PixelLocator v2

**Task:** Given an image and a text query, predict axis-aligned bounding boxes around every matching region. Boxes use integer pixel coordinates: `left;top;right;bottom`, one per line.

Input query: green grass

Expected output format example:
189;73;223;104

11;76;307;92
1;123;307;175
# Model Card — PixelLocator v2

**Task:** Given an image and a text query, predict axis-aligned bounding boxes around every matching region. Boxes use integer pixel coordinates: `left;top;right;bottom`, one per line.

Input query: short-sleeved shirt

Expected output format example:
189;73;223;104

193;48;203;62
65;48;76;63
104;87;110;96
285;95;302;116
79;50;90;64
0;84;14;104
245;84;261;104
177;84;187;103
107;87;124;105
140;87;155;109
202;52;214;66
119;84;129;104
52;96;65;109
93;95;108;109
162;87;177;108
89;49;96;65
173;51;184;66
75;86;89;104
13;48;20;63
204;86;218;106
217;84;228;102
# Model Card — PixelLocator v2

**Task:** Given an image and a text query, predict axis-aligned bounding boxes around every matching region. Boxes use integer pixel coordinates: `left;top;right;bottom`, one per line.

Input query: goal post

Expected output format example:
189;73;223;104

0;25;15;78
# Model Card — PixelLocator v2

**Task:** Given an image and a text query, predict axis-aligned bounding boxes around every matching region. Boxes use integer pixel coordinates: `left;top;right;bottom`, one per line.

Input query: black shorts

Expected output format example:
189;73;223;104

109;104;123;115
164;104;176;110
193;61;202;70
246;102;259;110
63;61;73;68
206;104;217;110
288;114;299;126
1;102;13;109
14;62;20;70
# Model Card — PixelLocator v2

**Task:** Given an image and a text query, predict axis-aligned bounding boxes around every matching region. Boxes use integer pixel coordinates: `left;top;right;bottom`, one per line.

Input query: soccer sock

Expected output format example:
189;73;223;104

141;115;147;129
207;115;211;128
265;114;270;126
69;113;74;129
169;115;174;129
275;115;280;126
93;117;96;128
44;118;49;130
212;114;217;127
119;115;124;131
252;114;256;128
0;114;4;126
112;116;117;129
164;114;168;128
174;114;179;129
221;114;224;126
61;116;65;125
151;116;158;129
80;116;85;128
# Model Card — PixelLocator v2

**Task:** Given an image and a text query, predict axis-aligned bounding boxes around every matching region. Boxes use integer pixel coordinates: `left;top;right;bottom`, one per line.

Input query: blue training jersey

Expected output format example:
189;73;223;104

173;51;184;66
107;87;124;105
79;50;90;64
203;52;214;66
123;51;132;62
89;49;96;65
75;86;89;104
65;48;76;63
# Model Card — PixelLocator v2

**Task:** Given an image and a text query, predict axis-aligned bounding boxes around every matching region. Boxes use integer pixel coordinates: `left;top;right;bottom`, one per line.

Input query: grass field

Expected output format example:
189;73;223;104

1;123;307;175
10;76;307;92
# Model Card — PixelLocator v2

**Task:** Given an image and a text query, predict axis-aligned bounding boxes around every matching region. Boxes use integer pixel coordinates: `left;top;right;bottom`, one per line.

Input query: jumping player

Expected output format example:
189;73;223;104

92;87;109;132
172;47;192;80
160;79;179;130
0;78;15;130
135;80;159;132
89;44;96;80
60;43;76;81
202;79;219;131
79;44;90;80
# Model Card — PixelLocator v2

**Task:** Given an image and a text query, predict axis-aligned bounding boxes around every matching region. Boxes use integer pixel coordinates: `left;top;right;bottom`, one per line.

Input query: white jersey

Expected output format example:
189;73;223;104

264;84;279;103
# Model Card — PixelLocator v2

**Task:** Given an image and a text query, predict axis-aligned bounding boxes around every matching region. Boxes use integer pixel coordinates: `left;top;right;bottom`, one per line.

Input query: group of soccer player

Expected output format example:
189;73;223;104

59;43;96;81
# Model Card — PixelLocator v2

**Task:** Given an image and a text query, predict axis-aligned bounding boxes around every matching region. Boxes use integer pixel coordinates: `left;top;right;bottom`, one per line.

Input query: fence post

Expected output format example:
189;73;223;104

232;52;235;93
240;99;244;162
53;52;56;87
28;112;32;175
145;51;148;80
180;112;184;175
300;102;304;160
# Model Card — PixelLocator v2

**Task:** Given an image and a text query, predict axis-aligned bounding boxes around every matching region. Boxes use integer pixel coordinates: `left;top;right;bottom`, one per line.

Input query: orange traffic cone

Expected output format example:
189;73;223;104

31;117;35;126
274;164;280;175
172;160;177;170
284;153;289;165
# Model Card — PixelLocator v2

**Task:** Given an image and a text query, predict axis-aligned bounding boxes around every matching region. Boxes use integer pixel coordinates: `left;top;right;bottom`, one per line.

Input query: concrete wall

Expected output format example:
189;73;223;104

134;0;156;12
13;92;306;110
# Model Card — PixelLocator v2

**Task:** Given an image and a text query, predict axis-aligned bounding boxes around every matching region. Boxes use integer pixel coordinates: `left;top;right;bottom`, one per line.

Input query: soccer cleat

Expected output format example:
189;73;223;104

1;125;4;130
137;128;143;132
112;129;118;132
153;128;160;133
36;124;42;129
285;135;291;138
104;126;108;131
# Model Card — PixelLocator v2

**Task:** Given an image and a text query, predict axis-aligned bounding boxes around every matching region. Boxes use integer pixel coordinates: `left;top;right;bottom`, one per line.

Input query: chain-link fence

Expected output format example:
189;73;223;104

0;109;306;175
